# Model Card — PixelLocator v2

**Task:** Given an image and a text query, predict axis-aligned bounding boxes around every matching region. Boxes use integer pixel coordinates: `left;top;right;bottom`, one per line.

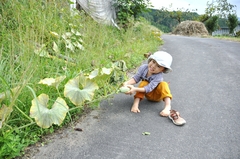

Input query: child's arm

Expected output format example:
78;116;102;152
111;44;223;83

123;78;137;86
123;78;146;94
128;85;145;93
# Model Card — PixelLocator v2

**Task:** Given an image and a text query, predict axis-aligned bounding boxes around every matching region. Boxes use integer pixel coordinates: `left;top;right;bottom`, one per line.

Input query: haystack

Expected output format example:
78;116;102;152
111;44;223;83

172;20;209;36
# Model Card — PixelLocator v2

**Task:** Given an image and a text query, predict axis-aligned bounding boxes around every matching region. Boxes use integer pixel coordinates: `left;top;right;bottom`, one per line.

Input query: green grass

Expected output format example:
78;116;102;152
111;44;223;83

211;35;240;42
0;1;162;158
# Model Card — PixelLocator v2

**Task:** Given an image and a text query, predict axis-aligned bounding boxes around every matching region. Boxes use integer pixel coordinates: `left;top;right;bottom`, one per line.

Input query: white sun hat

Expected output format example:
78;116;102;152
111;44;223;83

148;51;173;73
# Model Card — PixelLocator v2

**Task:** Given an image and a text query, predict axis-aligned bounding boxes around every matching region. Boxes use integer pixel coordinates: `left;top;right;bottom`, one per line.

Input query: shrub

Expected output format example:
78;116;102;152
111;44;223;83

235;30;240;37
205;16;219;34
227;14;238;34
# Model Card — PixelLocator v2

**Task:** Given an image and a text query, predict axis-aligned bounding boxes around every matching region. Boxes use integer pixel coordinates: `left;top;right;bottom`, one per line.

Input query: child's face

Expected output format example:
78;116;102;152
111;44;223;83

148;59;165;74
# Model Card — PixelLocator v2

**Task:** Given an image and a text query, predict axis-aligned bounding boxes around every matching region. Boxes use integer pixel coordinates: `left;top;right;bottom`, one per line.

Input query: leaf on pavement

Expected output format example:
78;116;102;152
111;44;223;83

142;132;151;135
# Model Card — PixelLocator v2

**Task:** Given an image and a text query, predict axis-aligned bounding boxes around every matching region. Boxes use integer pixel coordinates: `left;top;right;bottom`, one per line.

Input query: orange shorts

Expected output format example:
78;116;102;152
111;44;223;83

134;81;172;102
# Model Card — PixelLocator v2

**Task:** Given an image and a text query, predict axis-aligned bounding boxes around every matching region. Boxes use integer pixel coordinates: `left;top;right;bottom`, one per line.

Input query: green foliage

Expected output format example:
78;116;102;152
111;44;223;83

205;0;237;18
236;30;240;37
0;0;161;158
218;18;228;27
198;14;210;23
0;130;28;158
142;8;237;34
227;14;238;34
140;8;199;33
202;0;237;35
205;16;219;34
0;126;55;158
113;0;151;27
170;10;183;23
158;4;198;24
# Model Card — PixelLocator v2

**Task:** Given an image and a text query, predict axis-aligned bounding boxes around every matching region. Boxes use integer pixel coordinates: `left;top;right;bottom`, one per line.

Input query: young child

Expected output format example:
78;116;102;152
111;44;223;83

123;51;186;126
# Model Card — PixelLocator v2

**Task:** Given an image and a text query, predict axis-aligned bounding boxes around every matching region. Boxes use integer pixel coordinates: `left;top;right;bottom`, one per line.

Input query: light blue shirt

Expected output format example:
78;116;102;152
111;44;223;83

132;64;163;93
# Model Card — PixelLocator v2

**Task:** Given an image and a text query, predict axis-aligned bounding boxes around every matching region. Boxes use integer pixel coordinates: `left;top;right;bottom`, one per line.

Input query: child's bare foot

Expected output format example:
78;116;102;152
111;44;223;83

160;108;170;117
131;105;140;113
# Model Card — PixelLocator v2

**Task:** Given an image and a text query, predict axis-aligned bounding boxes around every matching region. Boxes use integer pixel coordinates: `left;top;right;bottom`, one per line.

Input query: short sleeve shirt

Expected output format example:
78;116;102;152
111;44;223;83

132;64;163;93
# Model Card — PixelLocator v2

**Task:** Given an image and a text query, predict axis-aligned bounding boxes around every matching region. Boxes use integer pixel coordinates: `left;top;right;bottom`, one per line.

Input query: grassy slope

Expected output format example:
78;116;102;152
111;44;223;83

0;1;162;158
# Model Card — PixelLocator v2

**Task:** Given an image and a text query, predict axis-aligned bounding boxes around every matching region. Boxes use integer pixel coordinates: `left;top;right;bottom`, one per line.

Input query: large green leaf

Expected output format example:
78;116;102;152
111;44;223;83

30;94;69;128
88;67;113;80
64;75;99;106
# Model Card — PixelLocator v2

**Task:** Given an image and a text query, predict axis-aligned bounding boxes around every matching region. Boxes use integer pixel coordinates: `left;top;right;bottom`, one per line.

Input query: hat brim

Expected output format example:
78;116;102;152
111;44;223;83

148;56;172;74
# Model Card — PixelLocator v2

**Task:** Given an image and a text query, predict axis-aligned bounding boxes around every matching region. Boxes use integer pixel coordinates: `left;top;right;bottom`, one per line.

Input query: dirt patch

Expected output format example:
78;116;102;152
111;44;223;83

172;20;209;37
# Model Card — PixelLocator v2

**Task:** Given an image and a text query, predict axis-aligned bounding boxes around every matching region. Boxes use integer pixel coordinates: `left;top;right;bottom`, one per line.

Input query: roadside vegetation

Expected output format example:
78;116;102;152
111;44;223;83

0;1;161;158
1;0;239;158
210;35;240;42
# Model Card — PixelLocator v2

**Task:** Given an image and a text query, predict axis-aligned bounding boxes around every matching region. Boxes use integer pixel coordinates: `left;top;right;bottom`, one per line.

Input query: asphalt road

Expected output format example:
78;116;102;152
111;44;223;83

31;34;240;159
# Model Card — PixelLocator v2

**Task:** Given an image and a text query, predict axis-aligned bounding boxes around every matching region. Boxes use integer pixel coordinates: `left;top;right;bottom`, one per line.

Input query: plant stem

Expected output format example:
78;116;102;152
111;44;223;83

16;122;36;130
14;102;33;122
68;91;117;112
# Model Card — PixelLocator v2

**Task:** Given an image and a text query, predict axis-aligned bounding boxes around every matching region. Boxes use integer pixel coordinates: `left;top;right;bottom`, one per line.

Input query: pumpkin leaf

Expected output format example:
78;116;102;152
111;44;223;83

113;60;127;71
34;44;51;58
0;104;13;129
30;94;69;128
62;32;72;39
89;69;99;79
64;75;99;106
38;78;55;86
73;41;84;50
53;42;60;53
38;76;66;89
66;42;74;51
101;67;112;75
54;76;66;87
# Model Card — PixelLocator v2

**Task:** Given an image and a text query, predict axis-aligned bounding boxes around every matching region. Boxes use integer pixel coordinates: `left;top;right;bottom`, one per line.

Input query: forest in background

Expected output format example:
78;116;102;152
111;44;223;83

141;8;234;33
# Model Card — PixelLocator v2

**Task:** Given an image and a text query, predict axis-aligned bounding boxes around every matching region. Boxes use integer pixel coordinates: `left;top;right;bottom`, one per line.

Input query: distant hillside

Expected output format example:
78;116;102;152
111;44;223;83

140;9;199;33
141;9;239;33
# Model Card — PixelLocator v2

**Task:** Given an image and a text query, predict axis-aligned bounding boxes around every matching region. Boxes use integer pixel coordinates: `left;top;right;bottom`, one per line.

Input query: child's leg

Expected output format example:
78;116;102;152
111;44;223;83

131;81;148;113
161;97;171;116
131;98;141;113
145;81;172;116
159;82;172;116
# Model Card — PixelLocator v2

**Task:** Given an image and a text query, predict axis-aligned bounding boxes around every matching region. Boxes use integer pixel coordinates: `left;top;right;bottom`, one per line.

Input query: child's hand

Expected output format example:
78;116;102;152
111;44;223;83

125;85;135;95
122;82;128;87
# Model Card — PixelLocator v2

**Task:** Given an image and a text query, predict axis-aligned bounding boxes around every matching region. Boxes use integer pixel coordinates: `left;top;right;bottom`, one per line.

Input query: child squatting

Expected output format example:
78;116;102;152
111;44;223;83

122;51;186;126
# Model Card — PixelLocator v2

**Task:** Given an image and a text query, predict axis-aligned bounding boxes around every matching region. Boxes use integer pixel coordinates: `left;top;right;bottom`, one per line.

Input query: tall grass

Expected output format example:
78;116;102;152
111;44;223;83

0;0;162;158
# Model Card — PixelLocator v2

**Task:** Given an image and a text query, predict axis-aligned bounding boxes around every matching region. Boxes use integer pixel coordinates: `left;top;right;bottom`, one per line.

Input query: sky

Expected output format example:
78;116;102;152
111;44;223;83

149;0;240;17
